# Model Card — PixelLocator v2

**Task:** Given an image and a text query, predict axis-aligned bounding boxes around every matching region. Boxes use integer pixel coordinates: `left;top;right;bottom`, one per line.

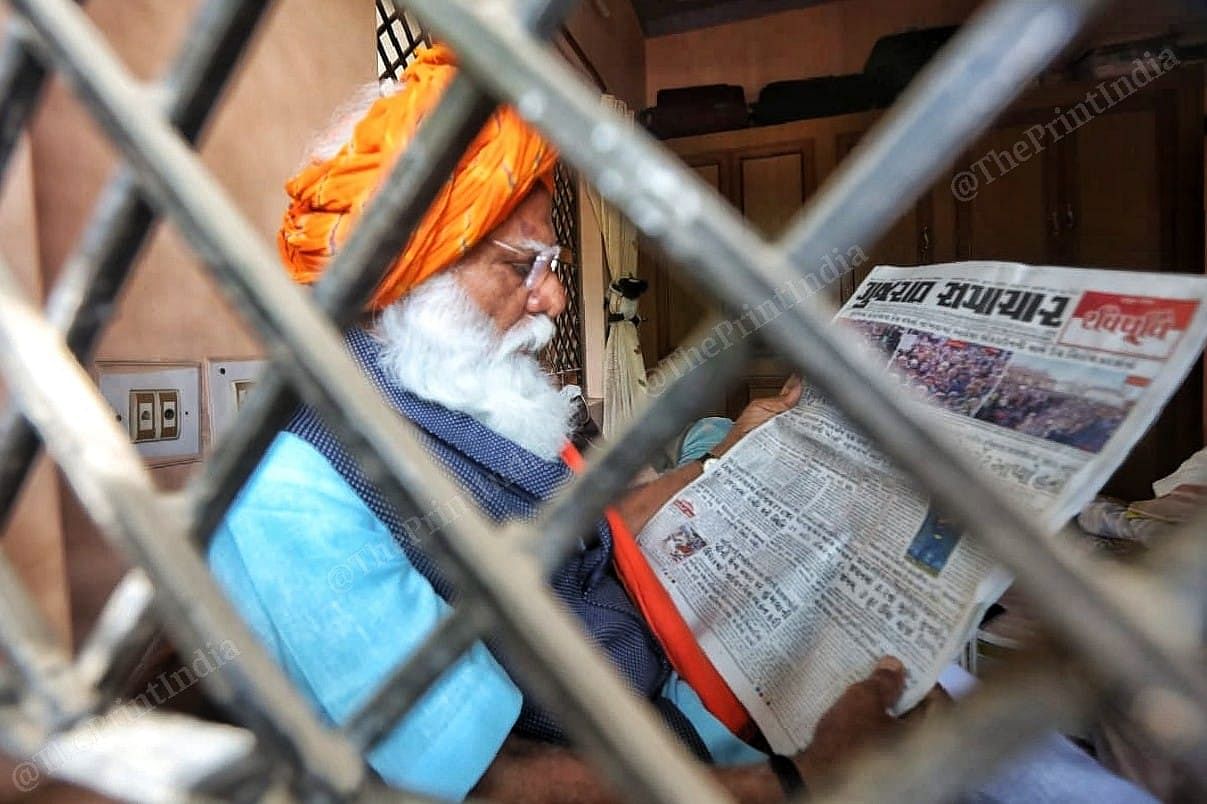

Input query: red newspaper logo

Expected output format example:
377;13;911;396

1058;292;1198;359
674;498;695;518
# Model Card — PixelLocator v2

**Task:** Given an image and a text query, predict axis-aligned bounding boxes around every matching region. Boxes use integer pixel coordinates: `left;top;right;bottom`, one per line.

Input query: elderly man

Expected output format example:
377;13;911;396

210;47;1154;802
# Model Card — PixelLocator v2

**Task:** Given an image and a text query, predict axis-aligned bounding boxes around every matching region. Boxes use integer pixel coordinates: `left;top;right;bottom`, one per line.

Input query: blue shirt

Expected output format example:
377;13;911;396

209;432;521;801
209;431;764;799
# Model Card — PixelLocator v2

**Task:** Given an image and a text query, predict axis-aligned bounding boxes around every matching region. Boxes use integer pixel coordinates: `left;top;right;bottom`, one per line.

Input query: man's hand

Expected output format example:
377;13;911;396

794;656;907;785
615;375;802;535
714;376;803;456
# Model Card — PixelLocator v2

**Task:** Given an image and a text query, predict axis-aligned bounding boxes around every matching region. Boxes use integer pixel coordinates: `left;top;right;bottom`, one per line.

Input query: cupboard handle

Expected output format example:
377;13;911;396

1064;203;1076;230
1049;210;1061;238
920;225;932;257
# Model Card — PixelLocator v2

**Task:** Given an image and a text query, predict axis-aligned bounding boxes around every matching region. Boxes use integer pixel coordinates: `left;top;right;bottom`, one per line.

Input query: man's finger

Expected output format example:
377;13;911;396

866;656;907;709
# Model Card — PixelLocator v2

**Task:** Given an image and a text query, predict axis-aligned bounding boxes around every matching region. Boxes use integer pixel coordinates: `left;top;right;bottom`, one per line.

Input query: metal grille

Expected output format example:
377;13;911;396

0;0;1203;802
375;0;430;81
542;160;586;388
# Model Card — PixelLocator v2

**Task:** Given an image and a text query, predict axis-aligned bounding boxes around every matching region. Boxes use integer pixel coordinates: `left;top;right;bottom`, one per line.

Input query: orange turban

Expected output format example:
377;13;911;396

278;45;558;310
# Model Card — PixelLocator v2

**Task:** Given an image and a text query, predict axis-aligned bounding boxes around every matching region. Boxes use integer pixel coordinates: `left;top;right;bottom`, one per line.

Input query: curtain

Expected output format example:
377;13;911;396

584;95;648;440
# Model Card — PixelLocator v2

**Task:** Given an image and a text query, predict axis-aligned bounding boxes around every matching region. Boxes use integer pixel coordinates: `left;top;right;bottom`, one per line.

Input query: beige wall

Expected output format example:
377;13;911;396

22;0;372;642
645;0;1204;106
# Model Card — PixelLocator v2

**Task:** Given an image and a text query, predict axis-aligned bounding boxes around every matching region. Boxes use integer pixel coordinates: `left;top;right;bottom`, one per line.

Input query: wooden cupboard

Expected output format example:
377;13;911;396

639;66;1203;498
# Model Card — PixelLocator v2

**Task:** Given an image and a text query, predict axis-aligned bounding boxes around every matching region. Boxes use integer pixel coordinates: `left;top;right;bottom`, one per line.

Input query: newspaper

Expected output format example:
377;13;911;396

637;262;1207;753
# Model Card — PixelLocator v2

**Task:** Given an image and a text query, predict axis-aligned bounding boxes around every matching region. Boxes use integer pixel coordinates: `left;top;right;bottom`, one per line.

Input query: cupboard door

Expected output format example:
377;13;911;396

1064;97;1173;272
736;141;816;237
955;120;1059;264
730;141;817;401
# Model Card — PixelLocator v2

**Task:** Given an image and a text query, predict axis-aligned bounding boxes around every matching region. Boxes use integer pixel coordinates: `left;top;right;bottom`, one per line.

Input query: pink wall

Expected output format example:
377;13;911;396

5;0;647;653
0;130;71;646
23;0;372;642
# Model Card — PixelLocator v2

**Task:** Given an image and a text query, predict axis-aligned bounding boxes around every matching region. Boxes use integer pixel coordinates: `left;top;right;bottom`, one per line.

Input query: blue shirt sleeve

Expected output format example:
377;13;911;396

208;433;520;800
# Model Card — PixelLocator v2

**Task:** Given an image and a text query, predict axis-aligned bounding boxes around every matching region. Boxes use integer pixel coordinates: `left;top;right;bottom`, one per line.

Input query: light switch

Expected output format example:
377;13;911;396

206;359;268;441
232;380;255;411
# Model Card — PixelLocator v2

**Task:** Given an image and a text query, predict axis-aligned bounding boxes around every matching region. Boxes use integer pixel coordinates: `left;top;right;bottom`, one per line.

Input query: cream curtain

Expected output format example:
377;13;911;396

584;95;647;440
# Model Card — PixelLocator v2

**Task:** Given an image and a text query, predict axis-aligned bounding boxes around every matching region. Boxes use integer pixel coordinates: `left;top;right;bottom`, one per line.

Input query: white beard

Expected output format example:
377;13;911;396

374;272;574;460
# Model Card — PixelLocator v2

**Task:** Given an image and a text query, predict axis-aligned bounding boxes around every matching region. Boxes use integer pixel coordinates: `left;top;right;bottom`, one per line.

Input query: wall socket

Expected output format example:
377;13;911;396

98;364;201;462
129;389;180;443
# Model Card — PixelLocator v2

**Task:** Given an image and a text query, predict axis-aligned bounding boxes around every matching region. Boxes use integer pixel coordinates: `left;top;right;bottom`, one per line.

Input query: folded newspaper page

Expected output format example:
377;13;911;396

637;262;1207;753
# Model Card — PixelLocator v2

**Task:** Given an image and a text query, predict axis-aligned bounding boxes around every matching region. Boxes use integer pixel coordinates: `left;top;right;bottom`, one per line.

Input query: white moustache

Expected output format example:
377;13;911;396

497;314;556;356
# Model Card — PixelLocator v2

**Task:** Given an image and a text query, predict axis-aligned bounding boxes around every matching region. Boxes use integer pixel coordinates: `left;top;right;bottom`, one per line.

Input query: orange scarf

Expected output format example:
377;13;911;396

561;444;759;743
278;45;557;310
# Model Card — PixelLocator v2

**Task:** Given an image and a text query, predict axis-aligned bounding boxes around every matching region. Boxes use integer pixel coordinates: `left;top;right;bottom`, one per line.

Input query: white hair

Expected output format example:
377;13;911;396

303;78;402;164
374;272;573;460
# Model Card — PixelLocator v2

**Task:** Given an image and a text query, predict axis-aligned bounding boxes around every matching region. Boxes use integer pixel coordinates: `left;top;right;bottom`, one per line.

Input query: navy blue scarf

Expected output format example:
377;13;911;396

285;327;709;759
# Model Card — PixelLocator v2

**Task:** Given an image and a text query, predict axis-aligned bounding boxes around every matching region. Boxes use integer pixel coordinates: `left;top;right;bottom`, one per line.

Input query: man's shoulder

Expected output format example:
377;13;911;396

247;431;345;488
230;431;376;523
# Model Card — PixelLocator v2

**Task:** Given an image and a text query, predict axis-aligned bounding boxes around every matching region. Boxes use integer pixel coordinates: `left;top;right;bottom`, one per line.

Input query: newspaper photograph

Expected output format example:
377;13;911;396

637;262;1207;753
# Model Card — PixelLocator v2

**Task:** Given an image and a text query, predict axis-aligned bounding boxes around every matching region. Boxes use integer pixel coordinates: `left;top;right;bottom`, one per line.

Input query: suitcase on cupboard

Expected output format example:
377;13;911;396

639;83;749;139
751;73;886;126
863;25;960;100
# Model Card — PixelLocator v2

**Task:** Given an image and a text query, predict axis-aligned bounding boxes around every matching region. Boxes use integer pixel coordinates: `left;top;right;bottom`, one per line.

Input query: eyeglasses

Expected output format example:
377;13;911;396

492;239;563;290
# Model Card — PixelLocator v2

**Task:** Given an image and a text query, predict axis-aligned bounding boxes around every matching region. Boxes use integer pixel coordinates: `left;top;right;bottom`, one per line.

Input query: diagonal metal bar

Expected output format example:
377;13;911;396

524;320;752;568
0;14;56;183
404;0;1207;775
778;1;1097;283
344;603;491;751
0;551;93;727
0;256;367;798
0;702;46;763
0;0;270;535
8;0;729;799
73;569;156;692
